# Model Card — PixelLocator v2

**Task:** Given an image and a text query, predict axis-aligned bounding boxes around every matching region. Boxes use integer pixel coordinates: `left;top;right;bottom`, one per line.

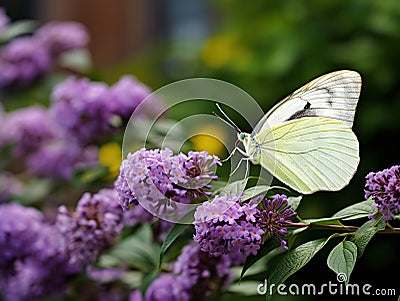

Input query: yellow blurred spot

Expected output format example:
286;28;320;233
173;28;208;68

190;124;226;156
99;142;122;179
201;35;235;68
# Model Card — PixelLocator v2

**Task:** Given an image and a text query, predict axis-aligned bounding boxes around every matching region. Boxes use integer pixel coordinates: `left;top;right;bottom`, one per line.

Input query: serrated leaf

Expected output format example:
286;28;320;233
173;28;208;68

159;223;189;267
327;241;357;284
240;237;281;280
332;198;377;220
266;234;338;300
351;214;386;258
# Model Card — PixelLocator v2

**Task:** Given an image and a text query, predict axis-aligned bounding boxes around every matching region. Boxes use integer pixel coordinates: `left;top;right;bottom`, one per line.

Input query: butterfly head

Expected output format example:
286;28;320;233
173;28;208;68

238;132;246;141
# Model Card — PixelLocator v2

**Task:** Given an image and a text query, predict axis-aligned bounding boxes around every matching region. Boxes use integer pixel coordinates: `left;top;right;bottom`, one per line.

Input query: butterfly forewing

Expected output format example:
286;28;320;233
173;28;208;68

253;70;361;134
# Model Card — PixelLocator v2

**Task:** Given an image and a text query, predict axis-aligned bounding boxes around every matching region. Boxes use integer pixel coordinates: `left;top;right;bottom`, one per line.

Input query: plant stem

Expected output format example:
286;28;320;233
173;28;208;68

284;222;400;234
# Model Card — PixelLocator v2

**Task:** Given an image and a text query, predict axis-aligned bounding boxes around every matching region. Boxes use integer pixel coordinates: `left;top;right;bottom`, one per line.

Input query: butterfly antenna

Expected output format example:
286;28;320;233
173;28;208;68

213;103;241;133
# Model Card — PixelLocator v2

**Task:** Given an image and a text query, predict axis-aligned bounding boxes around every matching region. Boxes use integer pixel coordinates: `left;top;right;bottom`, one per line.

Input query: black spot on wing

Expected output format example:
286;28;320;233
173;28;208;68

287;101;317;121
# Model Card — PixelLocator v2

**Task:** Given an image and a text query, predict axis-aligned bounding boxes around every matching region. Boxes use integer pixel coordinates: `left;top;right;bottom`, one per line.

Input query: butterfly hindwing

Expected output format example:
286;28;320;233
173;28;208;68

255;117;360;194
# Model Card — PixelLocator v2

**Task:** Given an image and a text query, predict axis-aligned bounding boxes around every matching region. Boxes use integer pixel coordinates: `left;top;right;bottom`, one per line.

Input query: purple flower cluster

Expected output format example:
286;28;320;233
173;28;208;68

109;75;153;119
56;189;124;272
2;106;57;157
0;36;51;88
50;75;152;145
0;8;9;33
1;74;152;179
258;194;297;249
137;243;233;301
194;194;297;257
115;148;220;211
365;165;400;221
35;21;89;56
27;141;98;179
0;14;89;89
0;203;69;301
194;195;264;257
1;105;98;179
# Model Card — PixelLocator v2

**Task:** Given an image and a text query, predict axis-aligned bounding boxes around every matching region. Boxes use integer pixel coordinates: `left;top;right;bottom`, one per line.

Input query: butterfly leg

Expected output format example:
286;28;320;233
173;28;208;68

221;139;241;162
229;156;250;177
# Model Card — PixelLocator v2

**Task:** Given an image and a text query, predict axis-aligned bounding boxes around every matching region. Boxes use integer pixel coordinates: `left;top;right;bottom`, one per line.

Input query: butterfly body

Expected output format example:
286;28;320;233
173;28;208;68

230;70;362;194
238;132;262;165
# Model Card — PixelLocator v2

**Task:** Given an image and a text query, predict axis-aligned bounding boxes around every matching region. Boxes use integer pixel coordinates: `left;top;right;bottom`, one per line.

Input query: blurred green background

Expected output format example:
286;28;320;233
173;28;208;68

3;0;399;299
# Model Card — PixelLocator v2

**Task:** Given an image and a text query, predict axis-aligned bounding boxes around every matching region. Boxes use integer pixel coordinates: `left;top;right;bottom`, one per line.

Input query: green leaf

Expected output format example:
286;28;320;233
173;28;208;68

18;178;52;205
228;281;262;296
351;214;386;258
286;195;302;212
303;216;344;226
58;49;92;73
332;198;377;220
266;234;338;300
214;178;248;197
121;271;142;288
240;237;281;280
159;223;189;267
141;269;159;295
72;165;109;184
327;240;357;284
109;225;160;272
241;185;271;201
0;20;38;42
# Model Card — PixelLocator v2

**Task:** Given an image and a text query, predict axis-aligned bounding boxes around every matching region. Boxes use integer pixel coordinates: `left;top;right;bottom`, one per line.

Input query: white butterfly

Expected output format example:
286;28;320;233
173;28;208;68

219;70;361;194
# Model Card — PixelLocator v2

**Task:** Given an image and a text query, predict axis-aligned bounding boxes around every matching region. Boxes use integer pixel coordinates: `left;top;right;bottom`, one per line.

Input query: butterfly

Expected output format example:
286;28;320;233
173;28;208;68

217;70;362;194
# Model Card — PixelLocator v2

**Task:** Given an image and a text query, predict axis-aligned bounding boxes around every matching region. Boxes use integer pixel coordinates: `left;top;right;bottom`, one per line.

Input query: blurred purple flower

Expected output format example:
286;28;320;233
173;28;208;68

145;273;190;301
0;36;51;88
0;203;69;301
0;8;10;34
49;76;114;145
49;75;154;145
0;172;23;203
27;141;98;179
145;243;233;301
0;104;5;146
56;189;123;272
3;106;57;157
129;290;143;301
365;165;400;221
87;266;125;283
173;243;233;298
115;148;220;210
109;75;152;119
35;21;89;56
